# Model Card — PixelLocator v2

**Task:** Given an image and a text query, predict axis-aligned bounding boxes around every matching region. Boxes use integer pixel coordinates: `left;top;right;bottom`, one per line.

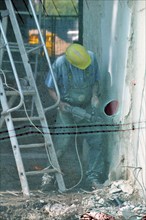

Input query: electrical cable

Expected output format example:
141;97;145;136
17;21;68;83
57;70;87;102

1;70;146;193
11;0;24;24
0;68;20;97
23;0;33;18
57;110;84;191
85;0;89;10
71;0;78;15
39;0;49;16
122;166;146;202
0;115;145;132
0;126;145;142
134;72;146;202
133;167;146;201
23;102;63;175
140;168;146;192
0;69;62;175
135;72;146;169
65;120;84;190
52;0;60;16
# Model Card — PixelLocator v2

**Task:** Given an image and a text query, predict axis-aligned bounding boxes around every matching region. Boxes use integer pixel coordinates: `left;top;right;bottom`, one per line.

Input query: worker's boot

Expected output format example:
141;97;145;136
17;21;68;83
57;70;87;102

86;173;103;190
41;173;56;191
90;179;103;189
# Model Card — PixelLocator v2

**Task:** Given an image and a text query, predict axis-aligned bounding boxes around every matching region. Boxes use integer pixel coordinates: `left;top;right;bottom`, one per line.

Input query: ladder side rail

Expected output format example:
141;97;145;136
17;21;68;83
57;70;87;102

0;10;8;68
0;21;24;114
42;133;66;192
0;76;30;197
0;96;17;129
4;0;58;138
5;0;66;191
5;0;66;192
28;0;60;112
4;0;52;129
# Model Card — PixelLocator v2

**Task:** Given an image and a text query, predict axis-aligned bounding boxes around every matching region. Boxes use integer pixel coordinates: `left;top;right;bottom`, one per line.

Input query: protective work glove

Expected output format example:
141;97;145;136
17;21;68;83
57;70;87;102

91;95;99;108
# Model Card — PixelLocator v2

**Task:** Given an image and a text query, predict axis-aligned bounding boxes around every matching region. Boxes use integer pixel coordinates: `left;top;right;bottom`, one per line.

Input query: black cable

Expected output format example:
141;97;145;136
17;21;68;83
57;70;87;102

71;0;78;15
0;120;145;136
0;126;145;141
23;0;33;18
11;0;24;24
135;71;146;166
85;0;89;10
122;166;146;197
52;0;60;16
39;0;48;16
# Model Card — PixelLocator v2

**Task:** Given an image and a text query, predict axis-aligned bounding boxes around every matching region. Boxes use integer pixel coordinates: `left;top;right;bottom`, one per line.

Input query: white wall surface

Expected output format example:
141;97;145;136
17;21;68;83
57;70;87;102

83;0;146;196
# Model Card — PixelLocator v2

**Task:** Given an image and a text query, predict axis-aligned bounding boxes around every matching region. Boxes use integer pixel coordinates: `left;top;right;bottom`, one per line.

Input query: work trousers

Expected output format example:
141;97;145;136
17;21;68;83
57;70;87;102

53;108;105;182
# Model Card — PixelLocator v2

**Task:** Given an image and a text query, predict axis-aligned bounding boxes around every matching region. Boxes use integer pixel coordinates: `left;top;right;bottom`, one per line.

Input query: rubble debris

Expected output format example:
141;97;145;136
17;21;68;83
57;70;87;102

109;180;134;195
43;202;77;219
0;180;146;220
113;180;134;194
5;190;19;197
109;186;122;194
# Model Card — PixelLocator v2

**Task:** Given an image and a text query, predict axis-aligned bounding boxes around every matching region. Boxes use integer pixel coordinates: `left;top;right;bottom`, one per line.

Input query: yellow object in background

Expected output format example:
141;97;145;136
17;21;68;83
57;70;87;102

28;29;70;56
28;29;54;55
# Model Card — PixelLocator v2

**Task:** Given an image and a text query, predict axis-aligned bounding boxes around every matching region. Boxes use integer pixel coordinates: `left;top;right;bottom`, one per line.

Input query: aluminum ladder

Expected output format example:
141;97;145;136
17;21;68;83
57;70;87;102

0;0;66;197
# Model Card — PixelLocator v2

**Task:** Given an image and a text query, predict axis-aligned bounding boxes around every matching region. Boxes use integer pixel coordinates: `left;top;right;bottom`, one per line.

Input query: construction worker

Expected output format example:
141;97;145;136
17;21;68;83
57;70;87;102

45;43;105;189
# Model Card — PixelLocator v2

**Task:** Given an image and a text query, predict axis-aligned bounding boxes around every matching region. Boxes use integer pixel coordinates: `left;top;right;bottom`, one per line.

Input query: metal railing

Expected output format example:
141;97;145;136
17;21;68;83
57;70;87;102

28;0;60;112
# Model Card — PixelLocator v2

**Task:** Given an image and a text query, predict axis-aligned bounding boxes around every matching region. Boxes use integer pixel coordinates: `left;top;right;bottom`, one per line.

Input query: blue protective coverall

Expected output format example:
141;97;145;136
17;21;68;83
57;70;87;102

45;51;105;184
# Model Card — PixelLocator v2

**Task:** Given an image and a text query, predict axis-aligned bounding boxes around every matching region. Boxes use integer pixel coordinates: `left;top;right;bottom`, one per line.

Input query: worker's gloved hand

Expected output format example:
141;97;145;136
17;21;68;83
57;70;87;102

91;95;99;108
58;101;70;112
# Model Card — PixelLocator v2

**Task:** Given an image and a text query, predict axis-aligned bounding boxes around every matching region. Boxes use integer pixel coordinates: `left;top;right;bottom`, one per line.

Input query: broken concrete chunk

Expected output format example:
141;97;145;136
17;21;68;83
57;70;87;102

120;206;135;219
110;180;134;195
119;183;134;194
109;185;122;194
98;198;105;205
43;202;77;218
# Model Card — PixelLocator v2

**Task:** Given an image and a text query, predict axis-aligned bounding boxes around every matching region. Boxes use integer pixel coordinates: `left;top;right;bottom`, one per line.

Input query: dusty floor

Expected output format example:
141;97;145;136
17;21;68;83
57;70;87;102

0;190;82;220
0;180;146;220
0;140;146;220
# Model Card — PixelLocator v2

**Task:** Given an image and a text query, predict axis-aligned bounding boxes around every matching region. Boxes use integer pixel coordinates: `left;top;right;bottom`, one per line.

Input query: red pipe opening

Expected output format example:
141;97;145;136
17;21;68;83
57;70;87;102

104;100;119;116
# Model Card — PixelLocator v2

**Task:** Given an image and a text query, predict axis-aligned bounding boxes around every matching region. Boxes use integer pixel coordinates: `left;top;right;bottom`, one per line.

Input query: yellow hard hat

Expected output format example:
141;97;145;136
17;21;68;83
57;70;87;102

65;43;91;70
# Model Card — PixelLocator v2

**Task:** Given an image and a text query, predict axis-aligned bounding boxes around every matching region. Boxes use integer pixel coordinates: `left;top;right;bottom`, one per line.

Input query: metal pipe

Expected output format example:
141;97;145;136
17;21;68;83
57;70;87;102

28;0;61;112
0;21;24;115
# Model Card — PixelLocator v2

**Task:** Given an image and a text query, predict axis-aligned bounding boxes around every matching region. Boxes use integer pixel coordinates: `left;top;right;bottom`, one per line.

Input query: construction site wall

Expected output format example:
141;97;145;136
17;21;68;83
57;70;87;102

83;0;146;196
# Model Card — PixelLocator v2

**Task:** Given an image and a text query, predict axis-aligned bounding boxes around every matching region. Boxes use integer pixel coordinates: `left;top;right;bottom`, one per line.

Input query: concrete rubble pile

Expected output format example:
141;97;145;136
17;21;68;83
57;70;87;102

79;180;146;220
0;180;146;220
43;202;77;219
41;180;146;220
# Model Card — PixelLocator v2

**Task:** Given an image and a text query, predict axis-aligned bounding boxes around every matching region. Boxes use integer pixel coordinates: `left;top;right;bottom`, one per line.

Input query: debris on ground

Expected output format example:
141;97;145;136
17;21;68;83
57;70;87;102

0;180;146;220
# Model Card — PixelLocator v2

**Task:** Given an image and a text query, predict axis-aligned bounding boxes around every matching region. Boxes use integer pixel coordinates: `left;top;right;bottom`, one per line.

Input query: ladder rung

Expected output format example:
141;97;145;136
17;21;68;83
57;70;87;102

1;0;66;196
3;60;36;64
13;116;42;122
19;143;45;149
6;89;35;96
1;70;12;73
27;44;44;54
26;168;56;176
3;42;36;50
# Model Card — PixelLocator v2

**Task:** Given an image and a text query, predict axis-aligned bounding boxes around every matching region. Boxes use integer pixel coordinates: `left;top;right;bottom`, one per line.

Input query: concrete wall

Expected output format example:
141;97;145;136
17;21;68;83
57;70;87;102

83;0;146;195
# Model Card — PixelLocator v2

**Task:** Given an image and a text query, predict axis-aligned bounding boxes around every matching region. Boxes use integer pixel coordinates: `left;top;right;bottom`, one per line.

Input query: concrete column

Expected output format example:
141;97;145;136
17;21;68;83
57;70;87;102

83;0;146;193
129;0;146;196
